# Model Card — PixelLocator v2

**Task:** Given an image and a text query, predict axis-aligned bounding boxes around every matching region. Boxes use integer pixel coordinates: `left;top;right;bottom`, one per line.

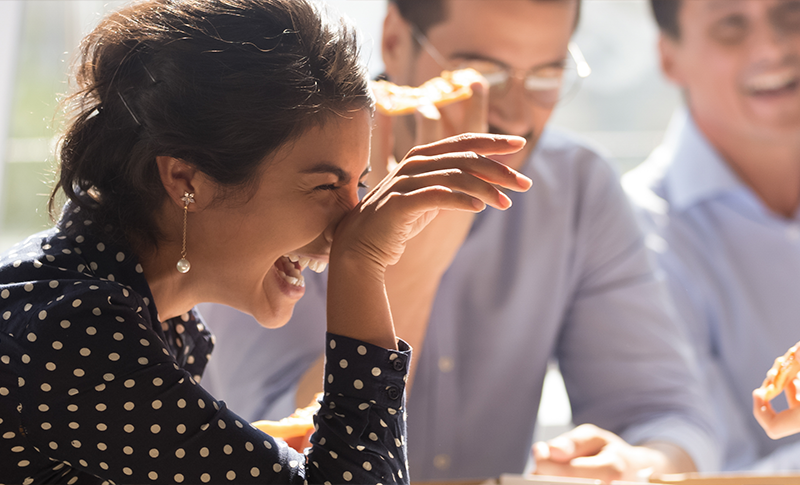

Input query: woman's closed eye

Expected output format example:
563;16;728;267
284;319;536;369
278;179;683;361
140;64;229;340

313;181;369;191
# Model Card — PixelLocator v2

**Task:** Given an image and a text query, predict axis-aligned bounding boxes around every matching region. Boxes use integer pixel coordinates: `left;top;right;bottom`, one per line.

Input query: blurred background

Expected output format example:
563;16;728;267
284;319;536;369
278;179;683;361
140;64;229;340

0;0;682;441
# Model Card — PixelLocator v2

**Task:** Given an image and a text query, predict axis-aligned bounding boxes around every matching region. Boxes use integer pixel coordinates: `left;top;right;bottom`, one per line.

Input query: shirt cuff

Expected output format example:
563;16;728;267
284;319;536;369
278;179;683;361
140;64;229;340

322;332;411;408
621;416;722;473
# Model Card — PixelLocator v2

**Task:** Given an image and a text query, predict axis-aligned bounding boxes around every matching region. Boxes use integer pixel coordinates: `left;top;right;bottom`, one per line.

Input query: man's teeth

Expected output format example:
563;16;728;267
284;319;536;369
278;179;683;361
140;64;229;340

747;71;797;92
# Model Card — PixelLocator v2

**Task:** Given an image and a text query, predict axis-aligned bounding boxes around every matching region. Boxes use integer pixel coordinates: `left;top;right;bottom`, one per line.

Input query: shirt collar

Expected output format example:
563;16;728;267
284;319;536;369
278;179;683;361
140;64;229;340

662;107;745;212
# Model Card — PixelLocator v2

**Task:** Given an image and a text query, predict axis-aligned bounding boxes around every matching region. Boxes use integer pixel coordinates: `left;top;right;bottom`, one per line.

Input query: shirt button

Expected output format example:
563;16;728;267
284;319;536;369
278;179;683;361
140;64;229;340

392;359;405;372
433;454;451;470
787;224;800;241
438;356;454;373
386;386;400;400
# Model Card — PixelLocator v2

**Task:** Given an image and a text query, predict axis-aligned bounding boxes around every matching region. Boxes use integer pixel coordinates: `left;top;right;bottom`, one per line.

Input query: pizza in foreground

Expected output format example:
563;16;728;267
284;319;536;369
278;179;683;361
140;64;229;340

252;393;321;440
370;68;483;116
756;341;800;402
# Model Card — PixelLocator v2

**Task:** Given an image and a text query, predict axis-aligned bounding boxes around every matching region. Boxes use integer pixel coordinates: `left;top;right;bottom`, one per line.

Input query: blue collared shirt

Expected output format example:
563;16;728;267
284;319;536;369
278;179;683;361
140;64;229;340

624;108;800;471
200;126;719;480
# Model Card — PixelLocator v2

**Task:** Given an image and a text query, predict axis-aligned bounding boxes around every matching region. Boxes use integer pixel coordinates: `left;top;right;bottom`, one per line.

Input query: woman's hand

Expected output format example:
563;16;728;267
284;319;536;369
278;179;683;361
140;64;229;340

754;379;800;439
333;133;531;272
325;133;531;350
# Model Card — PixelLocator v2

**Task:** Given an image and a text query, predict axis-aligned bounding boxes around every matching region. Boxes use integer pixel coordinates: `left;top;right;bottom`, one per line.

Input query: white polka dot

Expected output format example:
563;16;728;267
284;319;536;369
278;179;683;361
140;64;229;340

0;289;8;299
197;398;205;408
200;447;209;457
41;383;51;392
124;379;135;388
45;362;56;371
80;348;91;357
363;461;373;471
96;403;107;411
87;325;97;334
37;311;47;321
339;359;348;369
250;467;260;477
327;374;334;384
67;404;78;412
201;473;211;483
176;448;185;458
176;424;186;434
151;424;161;434
226;470;236;480
49;441;57;449
124;402;134;411
71;440;81;448
97;242;105;252
174;474;184;483
329;339;336;349
372;367;381;376
38;404;49;412
2;311;10;321
369;432;378;441
26;332;36;342
108;353;120;361
343;471;353;481
72;299;82;308
223;444;233;454
329;451;338;459
148;471;158;480
113;332;124;341
346;426;353;434
123;467;133;475
92;308;101;316
60;320;70;328
97;423;107;431
73;369;85;377
98;442;107;450
149;448;159;458
23;283;33;292
116;252;125;262
52;341;63;350
273;463;282;473
23;303;31;312
354;379;363;389
124;424;134;433
140;338;150;347
69;422;79;429
103;373;114;381
21;354;30;364
177;398;186;408
218;419;226;429
123;446;134;454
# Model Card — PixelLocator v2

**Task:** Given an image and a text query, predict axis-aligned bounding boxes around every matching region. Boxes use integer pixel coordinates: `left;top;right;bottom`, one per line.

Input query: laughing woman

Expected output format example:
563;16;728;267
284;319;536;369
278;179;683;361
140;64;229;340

0;0;530;483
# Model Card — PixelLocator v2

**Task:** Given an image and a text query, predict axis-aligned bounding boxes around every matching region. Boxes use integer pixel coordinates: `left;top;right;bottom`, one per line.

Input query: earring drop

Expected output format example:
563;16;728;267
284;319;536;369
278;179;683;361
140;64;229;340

177;191;194;274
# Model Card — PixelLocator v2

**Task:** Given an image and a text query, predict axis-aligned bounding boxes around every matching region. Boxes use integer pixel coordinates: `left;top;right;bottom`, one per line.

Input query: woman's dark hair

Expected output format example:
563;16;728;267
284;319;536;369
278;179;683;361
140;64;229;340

650;0;682;39
52;0;372;248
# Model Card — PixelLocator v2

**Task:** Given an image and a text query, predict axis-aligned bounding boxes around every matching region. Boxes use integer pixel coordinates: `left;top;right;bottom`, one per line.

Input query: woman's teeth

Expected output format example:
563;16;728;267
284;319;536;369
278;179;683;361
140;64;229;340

278;253;328;288
285;253;328;273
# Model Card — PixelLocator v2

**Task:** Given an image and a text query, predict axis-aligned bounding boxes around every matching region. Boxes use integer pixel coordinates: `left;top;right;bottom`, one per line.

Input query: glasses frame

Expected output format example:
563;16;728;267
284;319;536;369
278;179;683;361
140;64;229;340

409;24;591;106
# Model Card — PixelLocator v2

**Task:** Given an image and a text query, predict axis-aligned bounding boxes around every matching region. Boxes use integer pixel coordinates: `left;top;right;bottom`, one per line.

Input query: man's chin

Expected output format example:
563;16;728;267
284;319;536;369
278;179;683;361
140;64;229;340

488;126;536;169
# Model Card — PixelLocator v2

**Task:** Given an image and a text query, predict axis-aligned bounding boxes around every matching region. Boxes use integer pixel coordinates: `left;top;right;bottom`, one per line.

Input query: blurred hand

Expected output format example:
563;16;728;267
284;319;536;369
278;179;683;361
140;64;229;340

754;378;800;439
533;424;694;484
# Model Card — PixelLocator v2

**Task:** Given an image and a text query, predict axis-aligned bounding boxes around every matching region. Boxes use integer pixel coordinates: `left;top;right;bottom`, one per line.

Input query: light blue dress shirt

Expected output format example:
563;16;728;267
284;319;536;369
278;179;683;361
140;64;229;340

199;127;719;480
623;108;800;471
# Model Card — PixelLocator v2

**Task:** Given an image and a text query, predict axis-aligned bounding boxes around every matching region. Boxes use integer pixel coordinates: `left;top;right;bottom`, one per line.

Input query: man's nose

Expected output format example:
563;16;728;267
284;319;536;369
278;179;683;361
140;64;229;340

491;81;535;135
750;17;796;63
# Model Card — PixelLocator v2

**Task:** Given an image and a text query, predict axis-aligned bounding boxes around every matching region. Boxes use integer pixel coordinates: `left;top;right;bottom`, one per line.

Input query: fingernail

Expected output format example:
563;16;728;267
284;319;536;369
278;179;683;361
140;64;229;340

516;172;533;188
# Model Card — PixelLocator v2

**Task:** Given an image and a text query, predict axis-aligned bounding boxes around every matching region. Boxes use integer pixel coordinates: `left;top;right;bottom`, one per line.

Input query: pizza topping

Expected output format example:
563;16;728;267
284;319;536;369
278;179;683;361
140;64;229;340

371;68;484;116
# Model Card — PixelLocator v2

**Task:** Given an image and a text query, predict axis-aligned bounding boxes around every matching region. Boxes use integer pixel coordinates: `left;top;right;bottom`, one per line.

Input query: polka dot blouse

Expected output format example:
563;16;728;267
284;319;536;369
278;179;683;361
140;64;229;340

0;202;411;484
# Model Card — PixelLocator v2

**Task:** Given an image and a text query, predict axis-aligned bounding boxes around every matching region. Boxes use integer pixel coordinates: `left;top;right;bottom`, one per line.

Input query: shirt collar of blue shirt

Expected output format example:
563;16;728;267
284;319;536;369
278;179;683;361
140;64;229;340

662;107;745;213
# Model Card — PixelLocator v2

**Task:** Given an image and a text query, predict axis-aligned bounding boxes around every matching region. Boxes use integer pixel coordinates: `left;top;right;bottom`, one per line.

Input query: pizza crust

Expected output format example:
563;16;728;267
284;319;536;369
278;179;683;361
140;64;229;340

371;68;484;116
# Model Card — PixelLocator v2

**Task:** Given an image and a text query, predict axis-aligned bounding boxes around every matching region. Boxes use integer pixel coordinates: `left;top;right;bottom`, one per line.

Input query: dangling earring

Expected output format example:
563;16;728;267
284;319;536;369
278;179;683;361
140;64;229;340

177;191;195;274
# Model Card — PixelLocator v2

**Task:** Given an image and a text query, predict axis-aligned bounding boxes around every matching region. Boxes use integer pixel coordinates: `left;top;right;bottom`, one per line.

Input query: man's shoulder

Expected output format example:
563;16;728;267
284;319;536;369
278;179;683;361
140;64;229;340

621;147;673;218
537;126;616;167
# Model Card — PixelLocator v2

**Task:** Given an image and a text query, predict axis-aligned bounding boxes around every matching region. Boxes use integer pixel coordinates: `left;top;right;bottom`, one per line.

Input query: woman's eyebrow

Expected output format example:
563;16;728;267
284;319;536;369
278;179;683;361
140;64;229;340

301;163;350;183
301;163;371;183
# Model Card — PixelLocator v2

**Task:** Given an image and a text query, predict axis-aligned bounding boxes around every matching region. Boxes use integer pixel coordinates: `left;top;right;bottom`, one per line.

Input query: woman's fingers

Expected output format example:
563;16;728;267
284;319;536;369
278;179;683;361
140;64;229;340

406;132;526;159
397;151;532;193
366;168;512;210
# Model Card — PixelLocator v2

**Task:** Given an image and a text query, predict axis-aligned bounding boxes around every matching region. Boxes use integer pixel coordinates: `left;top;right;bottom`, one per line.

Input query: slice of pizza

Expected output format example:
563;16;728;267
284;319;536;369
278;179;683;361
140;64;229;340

371;68;483;116
756;342;800;401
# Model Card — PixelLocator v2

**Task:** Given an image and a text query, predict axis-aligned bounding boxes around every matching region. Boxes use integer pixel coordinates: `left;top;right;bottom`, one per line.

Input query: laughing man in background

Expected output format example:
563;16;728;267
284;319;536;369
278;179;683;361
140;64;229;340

624;0;800;471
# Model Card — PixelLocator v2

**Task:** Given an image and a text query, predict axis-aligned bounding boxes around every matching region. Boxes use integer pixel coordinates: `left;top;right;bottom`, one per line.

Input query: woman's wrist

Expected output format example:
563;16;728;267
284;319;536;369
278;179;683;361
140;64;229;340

326;247;397;350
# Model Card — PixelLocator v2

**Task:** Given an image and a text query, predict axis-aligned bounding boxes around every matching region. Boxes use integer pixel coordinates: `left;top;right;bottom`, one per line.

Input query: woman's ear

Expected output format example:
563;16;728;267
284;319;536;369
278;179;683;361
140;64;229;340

155;156;210;211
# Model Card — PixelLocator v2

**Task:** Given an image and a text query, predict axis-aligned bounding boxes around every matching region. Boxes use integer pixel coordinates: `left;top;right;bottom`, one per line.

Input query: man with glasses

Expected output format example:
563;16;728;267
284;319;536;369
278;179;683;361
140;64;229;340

624;0;800;471
199;0;718;481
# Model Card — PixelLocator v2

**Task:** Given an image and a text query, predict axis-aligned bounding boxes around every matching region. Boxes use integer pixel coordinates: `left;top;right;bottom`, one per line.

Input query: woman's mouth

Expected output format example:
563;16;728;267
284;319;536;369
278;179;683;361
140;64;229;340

274;253;329;288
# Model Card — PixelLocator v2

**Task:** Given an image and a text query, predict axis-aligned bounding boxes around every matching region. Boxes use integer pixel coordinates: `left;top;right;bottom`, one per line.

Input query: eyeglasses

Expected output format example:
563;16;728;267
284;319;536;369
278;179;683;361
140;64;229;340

410;24;591;107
